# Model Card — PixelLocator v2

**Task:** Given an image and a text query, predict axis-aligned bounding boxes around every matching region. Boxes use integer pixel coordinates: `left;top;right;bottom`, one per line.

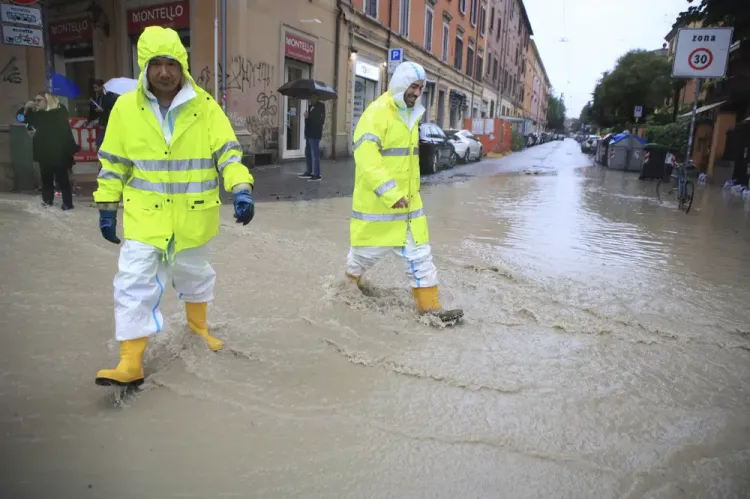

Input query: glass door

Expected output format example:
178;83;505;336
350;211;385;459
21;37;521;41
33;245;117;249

283;60;310;159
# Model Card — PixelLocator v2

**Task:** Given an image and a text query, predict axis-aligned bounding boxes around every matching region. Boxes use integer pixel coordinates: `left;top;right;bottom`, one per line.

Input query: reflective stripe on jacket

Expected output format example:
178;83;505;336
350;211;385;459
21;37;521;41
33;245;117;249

350;92;428;247
93;26;253;255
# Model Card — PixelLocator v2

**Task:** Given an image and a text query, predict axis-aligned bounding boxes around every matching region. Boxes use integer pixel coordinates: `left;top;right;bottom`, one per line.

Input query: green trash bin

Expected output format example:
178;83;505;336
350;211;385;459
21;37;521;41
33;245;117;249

9;124;37;192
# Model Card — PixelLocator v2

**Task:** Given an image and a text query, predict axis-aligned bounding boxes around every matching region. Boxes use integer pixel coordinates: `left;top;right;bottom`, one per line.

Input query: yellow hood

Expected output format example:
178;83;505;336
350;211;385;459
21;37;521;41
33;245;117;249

136;26;196;89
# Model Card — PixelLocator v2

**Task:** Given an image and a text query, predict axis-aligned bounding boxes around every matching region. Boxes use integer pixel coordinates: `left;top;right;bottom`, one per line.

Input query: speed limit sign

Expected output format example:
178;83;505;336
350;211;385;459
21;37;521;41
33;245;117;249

672;27;733;78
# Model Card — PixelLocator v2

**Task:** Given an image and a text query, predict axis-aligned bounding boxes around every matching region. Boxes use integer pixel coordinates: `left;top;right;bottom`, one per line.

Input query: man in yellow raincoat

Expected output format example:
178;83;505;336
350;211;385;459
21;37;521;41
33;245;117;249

93;26;255;387
346;62;463;324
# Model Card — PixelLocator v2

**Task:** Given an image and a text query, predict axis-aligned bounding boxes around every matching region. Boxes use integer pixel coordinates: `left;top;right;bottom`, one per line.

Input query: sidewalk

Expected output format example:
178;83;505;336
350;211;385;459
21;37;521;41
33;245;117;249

72;158;356;203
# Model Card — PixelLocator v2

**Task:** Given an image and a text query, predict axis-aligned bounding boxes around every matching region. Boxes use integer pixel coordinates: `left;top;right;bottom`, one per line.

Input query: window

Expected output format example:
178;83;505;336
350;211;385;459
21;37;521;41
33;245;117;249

442;23;450;62
496;17;502;41
480;6;486;37
454;36;464;70
470;0;478;26
487;53;492;75
510;0;515;19
490;7;495;32
492;57;498;80
466;45;474;77
364;0;377;18
399;0;409;37
475;55;483;81
458;0;466;14
424;7;434;52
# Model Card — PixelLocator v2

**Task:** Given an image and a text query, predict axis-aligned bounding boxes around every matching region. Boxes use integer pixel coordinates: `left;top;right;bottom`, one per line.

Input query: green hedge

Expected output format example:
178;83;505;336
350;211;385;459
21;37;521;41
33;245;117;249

511;130;525;151
644;120;691;154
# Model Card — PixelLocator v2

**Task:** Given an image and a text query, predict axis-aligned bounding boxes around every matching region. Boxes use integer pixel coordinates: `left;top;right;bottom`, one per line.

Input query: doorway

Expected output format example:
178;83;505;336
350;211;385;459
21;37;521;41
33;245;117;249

283;59;311;158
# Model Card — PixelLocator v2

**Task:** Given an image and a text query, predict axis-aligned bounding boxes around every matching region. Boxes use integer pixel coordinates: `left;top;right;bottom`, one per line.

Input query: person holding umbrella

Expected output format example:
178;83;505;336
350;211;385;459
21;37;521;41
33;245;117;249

93;26;256;388
344;62;463;324
277;79;336;182
299;93;325;181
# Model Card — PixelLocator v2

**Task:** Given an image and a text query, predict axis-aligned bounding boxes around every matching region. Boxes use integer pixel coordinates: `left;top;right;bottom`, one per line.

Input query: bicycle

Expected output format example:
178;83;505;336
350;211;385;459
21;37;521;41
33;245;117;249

656;161;695;214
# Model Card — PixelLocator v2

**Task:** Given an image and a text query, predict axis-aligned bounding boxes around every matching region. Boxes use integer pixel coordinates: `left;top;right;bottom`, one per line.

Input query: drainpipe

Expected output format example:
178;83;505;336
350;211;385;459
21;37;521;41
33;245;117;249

221;0;227;112
213;0;219;102
332;0;343;159
384;0;393;89
41;5;53;91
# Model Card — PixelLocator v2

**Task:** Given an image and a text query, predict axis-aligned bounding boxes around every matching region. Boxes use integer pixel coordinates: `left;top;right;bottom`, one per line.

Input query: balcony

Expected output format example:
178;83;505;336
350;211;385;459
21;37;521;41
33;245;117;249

705;41;750;105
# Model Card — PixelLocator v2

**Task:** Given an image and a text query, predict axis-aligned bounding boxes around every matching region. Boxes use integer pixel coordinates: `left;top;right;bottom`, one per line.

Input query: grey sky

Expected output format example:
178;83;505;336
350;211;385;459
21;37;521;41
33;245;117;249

523;0;690;117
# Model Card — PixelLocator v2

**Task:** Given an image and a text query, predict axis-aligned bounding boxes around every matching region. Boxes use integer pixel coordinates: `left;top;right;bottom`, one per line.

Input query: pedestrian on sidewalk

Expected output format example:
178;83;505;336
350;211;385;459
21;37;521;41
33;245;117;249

19;92;78;210
299;92;325;181
93;26;256;388
344;62;464;324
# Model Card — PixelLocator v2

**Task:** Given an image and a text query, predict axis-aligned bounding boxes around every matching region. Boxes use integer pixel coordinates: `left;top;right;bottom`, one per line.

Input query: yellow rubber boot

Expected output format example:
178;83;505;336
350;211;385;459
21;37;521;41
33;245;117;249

412;286;441;313
186;302;223;351
412;286;464;323
95;337;148;387
345;272;361;284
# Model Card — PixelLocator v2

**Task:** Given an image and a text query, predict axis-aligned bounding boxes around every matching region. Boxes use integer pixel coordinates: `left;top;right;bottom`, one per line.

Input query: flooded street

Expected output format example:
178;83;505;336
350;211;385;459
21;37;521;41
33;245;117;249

1;139;749;498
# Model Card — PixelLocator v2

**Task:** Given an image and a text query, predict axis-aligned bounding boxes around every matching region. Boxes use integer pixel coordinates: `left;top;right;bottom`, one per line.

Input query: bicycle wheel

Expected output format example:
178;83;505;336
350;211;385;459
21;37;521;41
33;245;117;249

656;178;664;203
684;180;695;214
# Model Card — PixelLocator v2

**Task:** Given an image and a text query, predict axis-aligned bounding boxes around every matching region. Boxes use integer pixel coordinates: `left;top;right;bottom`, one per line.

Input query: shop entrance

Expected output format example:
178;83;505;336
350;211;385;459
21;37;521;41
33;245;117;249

49;17;94;117
283;59;310;158
351;58;380;142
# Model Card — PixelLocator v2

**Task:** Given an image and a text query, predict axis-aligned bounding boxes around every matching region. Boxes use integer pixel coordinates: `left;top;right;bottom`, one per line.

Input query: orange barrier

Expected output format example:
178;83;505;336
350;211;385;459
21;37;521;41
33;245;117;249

463;118;512;154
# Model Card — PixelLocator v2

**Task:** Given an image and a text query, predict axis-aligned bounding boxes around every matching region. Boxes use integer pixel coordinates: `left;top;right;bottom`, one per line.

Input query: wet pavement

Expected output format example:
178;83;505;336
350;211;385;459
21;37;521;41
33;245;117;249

70;141;562;203
2;139;750;499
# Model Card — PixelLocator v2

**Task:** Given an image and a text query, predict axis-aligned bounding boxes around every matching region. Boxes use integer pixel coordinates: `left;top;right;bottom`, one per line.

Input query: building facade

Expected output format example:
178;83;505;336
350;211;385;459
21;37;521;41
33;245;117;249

0;0;553;184
522;38;548;131
483;0;531;118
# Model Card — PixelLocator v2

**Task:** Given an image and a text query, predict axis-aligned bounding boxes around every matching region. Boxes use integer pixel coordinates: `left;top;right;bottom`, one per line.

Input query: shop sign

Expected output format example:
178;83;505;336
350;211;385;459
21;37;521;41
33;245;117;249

1;3;42;27
127;1;190;35
285;32;315;64
69;118;99;162
355;60;380;82
2;24;43;47
8;0;38;5
49;18;93;45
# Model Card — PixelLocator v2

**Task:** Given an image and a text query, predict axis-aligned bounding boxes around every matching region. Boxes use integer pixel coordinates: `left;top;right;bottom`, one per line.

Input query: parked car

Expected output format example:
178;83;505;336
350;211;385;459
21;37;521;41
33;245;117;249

418;123;457;174
581;135;600;154
444;129;483;162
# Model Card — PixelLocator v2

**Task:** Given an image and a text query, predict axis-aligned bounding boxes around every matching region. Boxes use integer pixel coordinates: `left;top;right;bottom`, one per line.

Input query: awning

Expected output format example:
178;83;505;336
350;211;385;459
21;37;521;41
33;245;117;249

449;89;467;100
679;100;727;118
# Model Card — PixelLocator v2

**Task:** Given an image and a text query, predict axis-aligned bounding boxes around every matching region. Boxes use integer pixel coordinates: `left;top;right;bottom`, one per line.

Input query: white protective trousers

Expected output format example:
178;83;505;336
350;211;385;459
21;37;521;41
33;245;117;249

113;239;216;341
346;228;438;288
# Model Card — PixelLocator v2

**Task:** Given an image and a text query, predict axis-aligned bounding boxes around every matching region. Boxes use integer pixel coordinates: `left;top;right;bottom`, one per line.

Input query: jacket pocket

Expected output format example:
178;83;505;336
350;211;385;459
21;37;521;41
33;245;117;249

186;193;222;211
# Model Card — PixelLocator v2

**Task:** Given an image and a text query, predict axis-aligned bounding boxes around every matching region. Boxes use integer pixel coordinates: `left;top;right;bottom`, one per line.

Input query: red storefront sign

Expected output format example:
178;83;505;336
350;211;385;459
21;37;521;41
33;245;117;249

285;32;315;65
127;1;190;35
9;0;38;5
69;118;99;162
49;17;93;44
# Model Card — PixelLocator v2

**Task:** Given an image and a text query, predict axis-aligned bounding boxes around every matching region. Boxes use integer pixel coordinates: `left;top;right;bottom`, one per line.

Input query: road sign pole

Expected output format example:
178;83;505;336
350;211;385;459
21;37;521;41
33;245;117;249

684;78;703;181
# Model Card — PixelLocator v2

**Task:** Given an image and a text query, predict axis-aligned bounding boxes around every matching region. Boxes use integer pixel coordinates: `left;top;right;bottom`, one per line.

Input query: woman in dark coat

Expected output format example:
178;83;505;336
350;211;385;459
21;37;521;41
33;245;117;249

20;91;78;210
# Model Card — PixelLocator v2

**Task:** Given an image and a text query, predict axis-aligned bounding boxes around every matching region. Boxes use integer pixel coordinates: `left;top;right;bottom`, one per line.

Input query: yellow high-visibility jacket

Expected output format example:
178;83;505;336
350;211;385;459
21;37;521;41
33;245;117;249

93;26;253;255
351;92;428;247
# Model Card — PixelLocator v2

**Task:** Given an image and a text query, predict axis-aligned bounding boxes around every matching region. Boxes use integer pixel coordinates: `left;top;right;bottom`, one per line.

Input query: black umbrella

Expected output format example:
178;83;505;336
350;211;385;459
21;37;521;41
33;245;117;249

277;79;337;101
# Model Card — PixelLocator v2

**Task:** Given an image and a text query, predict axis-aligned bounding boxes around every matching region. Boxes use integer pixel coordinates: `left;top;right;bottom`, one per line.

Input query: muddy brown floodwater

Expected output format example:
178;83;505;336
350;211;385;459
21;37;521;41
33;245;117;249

1;140;749;499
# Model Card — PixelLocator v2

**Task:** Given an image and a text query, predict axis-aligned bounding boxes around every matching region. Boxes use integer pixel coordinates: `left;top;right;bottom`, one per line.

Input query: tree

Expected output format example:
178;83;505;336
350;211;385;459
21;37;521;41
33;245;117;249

586;50;674;130
674;0;750;40
547;93;566;132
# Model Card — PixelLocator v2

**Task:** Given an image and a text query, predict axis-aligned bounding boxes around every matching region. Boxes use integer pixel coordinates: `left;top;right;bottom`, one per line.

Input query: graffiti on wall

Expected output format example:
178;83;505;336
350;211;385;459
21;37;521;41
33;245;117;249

1;57;22;85
192;56;278;152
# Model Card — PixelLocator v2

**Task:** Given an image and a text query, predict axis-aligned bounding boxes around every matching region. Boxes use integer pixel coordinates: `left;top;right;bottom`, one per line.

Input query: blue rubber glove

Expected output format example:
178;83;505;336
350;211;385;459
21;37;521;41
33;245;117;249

99;209;121;244
233;189;254;225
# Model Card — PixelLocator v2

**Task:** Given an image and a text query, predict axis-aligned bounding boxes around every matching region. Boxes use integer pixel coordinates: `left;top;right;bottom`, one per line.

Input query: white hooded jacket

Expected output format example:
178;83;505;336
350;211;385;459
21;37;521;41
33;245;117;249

388;62;427;130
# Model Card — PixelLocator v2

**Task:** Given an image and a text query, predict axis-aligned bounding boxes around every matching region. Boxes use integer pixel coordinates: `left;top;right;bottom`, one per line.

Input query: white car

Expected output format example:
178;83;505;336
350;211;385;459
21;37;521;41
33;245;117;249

446;129;483;162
